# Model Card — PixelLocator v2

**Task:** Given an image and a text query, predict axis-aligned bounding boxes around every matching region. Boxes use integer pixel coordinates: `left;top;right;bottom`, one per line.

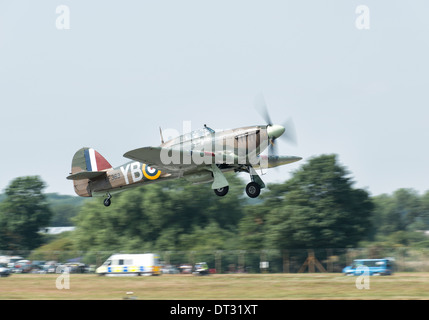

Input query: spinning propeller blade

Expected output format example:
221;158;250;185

254;94;298;156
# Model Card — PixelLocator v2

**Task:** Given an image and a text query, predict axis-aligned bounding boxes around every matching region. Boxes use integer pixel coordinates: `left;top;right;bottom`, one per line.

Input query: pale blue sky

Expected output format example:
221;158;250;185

1;0;428;196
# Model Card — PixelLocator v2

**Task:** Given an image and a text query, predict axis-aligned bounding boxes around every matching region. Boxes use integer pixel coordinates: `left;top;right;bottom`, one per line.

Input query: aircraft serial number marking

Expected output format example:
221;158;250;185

108;173;121;181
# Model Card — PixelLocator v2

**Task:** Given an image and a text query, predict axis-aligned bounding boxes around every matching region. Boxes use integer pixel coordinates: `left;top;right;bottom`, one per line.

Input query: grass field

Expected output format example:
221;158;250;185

1;273;429;300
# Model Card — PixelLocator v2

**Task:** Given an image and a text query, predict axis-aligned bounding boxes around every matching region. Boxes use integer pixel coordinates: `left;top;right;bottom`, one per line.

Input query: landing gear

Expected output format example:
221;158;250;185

235;165;265;198
103;193;112;207
214;186;229;197
246;182;261;198
210;164;264;199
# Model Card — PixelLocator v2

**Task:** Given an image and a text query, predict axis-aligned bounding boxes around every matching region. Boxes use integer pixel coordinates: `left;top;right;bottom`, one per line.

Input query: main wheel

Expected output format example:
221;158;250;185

214;186;229;197
246;182;261;198
103;198;111;207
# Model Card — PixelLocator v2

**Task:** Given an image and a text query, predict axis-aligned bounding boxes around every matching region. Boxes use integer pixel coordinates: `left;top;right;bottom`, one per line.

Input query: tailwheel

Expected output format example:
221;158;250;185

214;186;229;197
103;193;112;207
246;182;261;198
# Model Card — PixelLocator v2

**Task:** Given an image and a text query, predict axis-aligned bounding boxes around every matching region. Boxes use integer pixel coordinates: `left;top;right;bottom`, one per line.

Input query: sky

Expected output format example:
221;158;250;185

1;0;428;197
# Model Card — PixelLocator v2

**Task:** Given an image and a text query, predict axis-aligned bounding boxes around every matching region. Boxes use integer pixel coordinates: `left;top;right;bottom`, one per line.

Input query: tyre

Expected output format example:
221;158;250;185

246;182;261;198
103;198;111;207
214;186;229;197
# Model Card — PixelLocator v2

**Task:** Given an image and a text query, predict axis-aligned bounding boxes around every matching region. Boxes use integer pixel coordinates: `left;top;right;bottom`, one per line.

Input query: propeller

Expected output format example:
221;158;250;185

254;94;297;156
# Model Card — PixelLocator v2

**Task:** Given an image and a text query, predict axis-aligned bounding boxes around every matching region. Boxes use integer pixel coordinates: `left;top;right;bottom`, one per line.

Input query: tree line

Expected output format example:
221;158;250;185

1;154;429;259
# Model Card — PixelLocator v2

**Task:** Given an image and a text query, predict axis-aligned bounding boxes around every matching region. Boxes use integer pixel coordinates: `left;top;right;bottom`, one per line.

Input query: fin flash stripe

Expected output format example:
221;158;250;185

84;148;112;172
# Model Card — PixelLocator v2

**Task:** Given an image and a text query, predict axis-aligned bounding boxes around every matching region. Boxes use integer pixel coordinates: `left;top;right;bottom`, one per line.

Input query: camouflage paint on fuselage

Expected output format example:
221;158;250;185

90;161;174;197
68;148;173;198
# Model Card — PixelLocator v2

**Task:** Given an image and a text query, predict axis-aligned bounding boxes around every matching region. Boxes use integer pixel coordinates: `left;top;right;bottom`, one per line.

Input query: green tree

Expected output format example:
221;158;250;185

372;189;423;238
46;193;86;226
0;176;52;250
29;232;77;262
73;174;246;253
178;221;236;251
419;191;429;229
263;154;373;249
238;204;269;250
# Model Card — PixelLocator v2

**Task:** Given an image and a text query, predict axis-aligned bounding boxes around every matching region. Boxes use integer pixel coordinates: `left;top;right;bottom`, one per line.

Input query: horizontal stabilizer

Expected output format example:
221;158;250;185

66;170;107;181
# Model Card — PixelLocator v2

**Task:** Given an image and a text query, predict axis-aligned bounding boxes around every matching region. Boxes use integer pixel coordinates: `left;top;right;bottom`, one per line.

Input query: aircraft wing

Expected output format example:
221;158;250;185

124;146;301;173
123;147;205;174
253;155;302;169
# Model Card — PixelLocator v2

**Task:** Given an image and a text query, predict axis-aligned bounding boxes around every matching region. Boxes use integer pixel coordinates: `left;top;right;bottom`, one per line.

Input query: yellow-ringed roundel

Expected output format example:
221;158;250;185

142;164;161;180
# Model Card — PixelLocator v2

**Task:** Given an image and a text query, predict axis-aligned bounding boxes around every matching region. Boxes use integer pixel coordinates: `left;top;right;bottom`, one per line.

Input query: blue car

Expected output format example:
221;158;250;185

342;259;393;276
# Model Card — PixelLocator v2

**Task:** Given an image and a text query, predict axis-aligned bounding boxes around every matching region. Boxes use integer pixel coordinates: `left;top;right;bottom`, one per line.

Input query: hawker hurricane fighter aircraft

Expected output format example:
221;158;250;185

67;100;302;206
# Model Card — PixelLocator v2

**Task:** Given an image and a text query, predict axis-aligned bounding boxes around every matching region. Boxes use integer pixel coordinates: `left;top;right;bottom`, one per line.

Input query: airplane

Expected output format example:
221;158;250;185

67;100;302;206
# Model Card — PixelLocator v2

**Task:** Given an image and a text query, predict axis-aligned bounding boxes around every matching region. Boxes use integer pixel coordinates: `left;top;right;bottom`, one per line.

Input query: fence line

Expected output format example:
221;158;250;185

2;247;429;273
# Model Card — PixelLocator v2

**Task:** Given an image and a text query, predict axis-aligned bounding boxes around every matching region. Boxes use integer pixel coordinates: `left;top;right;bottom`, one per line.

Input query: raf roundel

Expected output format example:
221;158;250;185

142;164;161;180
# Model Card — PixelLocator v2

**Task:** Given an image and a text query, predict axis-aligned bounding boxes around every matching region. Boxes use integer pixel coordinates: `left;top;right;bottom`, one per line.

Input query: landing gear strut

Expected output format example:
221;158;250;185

103;193;112;207
211;164;264;198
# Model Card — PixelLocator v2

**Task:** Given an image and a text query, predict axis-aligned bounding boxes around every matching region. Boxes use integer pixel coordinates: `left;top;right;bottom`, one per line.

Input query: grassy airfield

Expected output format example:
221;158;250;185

1;273;429;300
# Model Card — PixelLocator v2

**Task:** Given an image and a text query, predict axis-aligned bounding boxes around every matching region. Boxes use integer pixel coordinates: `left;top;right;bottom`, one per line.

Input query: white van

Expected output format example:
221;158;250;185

96;253;161;276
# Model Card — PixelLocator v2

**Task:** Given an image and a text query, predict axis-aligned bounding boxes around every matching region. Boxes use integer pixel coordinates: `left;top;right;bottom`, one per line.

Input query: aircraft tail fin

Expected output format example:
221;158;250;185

71;147;112;174
67;148;112;196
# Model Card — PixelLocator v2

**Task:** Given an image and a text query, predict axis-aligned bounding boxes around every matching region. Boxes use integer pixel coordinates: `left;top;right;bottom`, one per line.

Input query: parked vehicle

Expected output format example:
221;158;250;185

96;253;161;276
343;258;394;276
0;263;11;277
193;262;209;276
6;256;24;268
0;256;9;264
30;261;46;274
162;264;180;274
13;260;33;273
43;261;59;273
54;262;87;274
179;264;193;274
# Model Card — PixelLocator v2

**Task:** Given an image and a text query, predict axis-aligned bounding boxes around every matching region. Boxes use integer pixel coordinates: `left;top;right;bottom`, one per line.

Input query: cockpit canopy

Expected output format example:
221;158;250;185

166;127;213;147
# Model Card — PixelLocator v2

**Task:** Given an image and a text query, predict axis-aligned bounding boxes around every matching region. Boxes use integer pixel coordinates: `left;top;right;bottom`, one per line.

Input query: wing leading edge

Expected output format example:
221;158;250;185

124;147;301;171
